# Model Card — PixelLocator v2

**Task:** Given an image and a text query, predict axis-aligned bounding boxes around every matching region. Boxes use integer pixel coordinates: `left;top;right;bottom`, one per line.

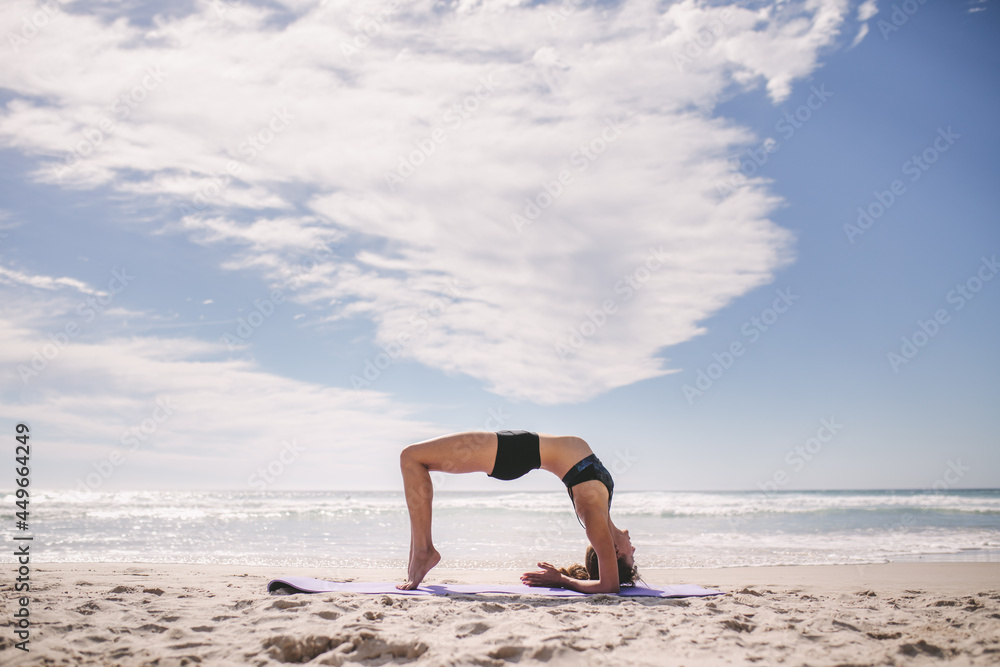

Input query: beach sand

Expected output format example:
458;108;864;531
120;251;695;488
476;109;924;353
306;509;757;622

2;562;998;665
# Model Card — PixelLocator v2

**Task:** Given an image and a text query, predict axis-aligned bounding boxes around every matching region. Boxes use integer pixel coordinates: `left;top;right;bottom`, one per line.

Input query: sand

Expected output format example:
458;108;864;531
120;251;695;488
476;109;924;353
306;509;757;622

1;562;998;665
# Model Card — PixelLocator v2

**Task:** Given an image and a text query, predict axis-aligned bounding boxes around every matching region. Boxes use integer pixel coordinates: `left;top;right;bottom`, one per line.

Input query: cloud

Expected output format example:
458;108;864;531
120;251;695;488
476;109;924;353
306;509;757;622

0;0;851;404
858;0;879;21
850;21;870;48
851;0;877;47
0;268;444;491
0;261;104;295
967;0;987;14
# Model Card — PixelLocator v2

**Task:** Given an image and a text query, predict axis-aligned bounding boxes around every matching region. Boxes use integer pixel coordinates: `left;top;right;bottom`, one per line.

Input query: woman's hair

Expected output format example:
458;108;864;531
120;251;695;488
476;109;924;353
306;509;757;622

559;545;638;587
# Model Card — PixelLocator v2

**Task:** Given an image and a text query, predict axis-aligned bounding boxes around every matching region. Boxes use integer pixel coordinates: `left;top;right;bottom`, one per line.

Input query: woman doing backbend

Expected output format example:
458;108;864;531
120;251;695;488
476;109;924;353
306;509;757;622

398;430;637;593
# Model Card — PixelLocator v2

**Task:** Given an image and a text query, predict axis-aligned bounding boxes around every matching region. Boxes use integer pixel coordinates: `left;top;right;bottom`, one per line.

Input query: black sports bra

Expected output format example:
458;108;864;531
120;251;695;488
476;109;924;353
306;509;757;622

562;454;614;526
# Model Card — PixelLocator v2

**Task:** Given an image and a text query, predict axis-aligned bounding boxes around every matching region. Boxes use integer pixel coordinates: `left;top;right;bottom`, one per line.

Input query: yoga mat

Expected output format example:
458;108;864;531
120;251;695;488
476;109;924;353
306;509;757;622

267;576;723;598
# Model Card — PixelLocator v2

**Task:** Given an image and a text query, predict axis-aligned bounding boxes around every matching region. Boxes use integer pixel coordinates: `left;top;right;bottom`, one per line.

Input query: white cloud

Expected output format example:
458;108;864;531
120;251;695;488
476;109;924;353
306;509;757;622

0;0;851;404
851;21;870;48
0;261;103;295
0;274;444;491
858;0;879;21
852;0;877;47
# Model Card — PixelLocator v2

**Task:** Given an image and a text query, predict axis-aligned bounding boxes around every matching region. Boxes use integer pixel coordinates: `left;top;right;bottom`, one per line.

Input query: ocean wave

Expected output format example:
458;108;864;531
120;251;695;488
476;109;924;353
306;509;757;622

7;489;1000;520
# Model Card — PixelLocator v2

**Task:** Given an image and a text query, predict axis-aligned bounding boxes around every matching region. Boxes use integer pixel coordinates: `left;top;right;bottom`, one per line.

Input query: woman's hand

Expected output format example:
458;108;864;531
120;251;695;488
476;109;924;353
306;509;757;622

520;562;566;588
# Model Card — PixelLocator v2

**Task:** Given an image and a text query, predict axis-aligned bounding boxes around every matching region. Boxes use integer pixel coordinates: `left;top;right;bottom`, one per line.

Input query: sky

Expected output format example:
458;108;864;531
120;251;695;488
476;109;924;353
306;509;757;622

0;0;997;494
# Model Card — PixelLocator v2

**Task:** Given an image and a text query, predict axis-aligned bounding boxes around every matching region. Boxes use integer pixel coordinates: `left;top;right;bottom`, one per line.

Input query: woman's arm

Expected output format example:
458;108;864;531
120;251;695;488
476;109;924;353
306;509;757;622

521;505;620;593
580;510;621;593
519;562;619;594
560;571;619;594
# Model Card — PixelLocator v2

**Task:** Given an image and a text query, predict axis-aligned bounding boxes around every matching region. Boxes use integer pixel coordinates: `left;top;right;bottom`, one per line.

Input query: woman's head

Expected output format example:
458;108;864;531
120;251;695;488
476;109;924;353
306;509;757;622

586;544;638;587
560;544;638;587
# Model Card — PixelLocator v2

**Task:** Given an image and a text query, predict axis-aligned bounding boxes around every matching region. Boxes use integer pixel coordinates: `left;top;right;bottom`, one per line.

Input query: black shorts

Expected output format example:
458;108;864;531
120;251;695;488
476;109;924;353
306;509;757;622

489;430;541;481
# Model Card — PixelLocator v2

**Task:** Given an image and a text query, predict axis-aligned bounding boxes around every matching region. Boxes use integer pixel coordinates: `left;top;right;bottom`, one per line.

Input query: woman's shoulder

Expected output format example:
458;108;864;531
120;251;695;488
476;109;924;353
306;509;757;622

571;480;611;510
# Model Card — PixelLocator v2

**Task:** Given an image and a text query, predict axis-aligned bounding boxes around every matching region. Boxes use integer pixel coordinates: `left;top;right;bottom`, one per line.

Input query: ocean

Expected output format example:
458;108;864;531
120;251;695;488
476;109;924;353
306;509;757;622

4;489;999;571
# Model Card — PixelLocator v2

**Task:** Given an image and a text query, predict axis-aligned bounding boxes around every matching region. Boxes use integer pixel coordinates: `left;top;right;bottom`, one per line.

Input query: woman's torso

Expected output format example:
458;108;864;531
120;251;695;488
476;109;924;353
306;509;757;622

536;433;595;479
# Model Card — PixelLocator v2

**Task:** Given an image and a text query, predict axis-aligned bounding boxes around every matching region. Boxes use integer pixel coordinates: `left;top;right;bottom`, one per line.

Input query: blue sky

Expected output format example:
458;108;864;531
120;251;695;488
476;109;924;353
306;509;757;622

0;0;997;494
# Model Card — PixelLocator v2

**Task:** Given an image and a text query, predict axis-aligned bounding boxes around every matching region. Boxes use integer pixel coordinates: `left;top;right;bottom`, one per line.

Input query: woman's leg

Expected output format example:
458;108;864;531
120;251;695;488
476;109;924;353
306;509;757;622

397;431;498;590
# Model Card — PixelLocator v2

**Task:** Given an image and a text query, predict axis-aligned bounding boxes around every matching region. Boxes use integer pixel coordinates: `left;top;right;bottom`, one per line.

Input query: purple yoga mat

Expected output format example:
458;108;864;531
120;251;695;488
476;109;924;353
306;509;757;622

267;576;724;598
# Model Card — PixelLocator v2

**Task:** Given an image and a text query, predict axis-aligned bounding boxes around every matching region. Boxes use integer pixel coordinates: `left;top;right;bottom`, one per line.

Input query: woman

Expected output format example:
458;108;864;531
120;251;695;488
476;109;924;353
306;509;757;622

398;429;637;592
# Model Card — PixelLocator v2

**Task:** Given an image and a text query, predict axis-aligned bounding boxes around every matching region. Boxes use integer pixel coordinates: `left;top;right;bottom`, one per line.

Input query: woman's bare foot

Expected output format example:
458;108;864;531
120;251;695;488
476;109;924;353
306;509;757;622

397;546;441;590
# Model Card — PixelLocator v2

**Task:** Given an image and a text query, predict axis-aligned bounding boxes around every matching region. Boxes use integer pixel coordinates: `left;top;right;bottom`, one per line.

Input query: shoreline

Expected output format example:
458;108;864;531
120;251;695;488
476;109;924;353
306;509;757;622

21;559;1000;584
2;562;998;665
9;544;999;571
